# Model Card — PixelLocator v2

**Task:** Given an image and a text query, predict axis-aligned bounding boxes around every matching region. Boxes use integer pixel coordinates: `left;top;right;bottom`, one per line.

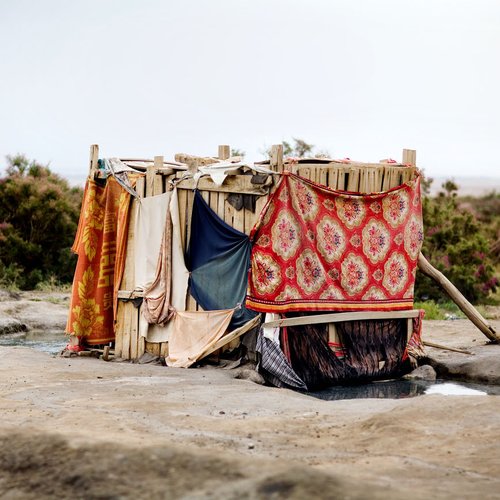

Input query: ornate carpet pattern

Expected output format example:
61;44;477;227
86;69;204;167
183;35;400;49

247;172;423;313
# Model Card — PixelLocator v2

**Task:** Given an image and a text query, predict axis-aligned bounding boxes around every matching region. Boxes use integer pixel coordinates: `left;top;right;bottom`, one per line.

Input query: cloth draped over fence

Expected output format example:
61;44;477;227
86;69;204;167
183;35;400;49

247;172;423;313
66;177;132;344
166;309;234;367
187;190;259;329
136;188;189;343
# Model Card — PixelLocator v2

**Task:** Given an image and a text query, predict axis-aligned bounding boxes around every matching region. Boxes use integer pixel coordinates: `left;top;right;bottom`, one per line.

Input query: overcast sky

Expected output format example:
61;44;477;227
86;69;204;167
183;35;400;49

1;0;500;186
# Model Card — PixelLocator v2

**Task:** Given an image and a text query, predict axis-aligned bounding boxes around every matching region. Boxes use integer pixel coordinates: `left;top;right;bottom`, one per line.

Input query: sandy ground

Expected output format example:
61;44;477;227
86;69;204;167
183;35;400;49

0;293;500;499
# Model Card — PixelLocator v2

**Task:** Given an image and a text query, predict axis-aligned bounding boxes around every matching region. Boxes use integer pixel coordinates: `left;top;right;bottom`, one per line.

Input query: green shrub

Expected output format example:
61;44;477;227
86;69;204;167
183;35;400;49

0;155;83;289
415;179;498;304
413;300;445;320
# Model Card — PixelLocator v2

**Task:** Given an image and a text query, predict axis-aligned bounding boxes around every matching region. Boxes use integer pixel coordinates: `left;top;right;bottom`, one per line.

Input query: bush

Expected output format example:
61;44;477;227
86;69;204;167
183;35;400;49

415;179;498;304
0;155;83;289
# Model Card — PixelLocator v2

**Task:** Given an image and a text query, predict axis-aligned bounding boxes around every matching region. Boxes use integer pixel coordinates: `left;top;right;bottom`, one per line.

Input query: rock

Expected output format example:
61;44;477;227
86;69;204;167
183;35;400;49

232;368;266;385
0;289;21;301
0;317;28;335
428;344;500;385
0;292;68;332
403;365;437;381
138;352;162;365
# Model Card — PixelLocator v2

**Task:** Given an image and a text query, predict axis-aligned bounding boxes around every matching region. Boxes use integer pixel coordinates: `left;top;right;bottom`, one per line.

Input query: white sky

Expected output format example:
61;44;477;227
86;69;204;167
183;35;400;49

1;0;500;186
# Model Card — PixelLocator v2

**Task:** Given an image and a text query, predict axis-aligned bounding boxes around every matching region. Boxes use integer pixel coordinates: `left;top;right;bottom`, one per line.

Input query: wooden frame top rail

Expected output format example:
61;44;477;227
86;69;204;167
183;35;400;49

262;310;420;328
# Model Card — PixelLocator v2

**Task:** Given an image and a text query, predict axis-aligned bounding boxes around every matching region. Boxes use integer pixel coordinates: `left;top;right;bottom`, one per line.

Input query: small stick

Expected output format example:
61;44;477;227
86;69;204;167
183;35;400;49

423;341;474;355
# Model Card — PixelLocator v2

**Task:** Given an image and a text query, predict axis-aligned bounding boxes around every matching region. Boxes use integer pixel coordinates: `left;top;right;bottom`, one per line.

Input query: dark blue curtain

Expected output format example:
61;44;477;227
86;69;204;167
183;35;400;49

187;191;259;328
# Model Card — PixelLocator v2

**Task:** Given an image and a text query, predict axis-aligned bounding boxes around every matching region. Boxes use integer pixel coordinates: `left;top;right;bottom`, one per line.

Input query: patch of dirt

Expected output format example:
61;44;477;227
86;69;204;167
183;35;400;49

0;432;382;500
1;291;500;499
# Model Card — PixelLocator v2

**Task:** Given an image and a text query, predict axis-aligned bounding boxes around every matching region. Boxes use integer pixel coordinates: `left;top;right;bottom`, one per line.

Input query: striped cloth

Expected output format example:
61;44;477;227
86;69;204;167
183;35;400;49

256;327;307;390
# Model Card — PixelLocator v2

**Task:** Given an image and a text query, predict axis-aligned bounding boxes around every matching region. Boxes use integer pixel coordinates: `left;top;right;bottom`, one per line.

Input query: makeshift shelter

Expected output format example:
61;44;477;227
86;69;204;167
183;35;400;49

65;145;498;389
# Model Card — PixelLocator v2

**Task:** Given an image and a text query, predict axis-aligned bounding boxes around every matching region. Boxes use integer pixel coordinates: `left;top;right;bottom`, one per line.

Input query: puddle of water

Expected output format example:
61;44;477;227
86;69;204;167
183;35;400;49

425;382;487;396
0;330;67;355
308;379;498;401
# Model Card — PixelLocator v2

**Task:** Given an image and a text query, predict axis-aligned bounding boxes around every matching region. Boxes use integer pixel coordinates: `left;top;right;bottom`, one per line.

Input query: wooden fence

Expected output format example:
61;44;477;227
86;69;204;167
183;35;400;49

89;145;420;360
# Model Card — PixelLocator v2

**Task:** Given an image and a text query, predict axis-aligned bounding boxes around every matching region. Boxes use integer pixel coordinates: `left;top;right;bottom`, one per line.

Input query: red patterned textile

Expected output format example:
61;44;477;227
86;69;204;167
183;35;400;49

246;172;423;313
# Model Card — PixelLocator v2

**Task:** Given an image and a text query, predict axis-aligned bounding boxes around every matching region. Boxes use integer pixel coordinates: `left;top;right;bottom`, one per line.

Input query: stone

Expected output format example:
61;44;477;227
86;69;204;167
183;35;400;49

403;364;437;381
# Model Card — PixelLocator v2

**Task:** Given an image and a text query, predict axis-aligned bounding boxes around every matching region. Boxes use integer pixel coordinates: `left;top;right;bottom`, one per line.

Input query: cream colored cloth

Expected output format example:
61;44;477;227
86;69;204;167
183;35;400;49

134;191;171;292
166;309;234;368
140;188;189;342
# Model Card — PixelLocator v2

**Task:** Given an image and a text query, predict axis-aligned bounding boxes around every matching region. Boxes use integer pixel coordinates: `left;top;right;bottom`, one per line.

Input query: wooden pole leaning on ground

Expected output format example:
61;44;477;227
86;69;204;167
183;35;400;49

418;253;498;342
400;149;499;343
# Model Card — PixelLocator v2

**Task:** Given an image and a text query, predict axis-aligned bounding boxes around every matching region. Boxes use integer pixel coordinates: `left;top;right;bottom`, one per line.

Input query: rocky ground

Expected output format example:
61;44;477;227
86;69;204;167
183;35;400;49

1;291;500;499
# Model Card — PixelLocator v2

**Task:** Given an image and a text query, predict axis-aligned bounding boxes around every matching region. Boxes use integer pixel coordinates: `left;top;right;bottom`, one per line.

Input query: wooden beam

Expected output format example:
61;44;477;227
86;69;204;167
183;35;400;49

176;175;272;196
417;253;498;342
88;144;99;179
218;145;231;160
270;144;284;173
262;310;420;329
402;149;417;166
175;153;218;175
200;315;261;360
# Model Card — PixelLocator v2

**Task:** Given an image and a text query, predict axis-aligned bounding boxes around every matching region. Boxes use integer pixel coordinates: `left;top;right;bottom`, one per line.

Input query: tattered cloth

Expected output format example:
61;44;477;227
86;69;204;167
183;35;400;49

247;172;423;313
186;190;259;329
66;177;132;345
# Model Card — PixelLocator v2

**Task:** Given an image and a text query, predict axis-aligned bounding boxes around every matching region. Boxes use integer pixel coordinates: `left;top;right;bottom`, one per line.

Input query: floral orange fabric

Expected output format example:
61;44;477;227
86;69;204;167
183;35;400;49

66;177;132;345
246;172;423;313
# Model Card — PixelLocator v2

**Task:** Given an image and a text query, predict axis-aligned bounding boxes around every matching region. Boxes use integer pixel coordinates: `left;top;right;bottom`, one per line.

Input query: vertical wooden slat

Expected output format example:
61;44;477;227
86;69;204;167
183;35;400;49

116;171;141;359
382;166;392;191
130;304;138;360
318;166;329;187
160;342;169;358
121;303;131;360
135;176;146;358
232;202;244;233
114;306;124;358
347;166;360;192
146;162;156;197
88;144;99;179
177;188;188;250
270;144;284;173
337;166;347;190
217;191;225;221
209;191;219;214
327;167;338;189
224;197;235;228
298;166;311;181
244;207;254;235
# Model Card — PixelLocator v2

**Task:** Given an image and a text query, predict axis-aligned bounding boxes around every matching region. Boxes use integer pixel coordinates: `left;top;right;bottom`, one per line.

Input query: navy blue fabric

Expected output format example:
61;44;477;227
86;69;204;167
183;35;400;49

186;190;248;271
187;191;259;328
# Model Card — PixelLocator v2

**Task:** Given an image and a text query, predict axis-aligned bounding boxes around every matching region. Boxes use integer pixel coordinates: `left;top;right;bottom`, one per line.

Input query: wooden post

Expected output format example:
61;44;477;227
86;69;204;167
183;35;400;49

88;144;99;179
218;145;231;160
402;148;417;166
270;144;284;173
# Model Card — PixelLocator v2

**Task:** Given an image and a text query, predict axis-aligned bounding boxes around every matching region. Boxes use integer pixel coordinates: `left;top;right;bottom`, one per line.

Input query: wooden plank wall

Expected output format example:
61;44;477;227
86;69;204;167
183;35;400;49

115;152;273;360
292;162;416;193
115;147;418;360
